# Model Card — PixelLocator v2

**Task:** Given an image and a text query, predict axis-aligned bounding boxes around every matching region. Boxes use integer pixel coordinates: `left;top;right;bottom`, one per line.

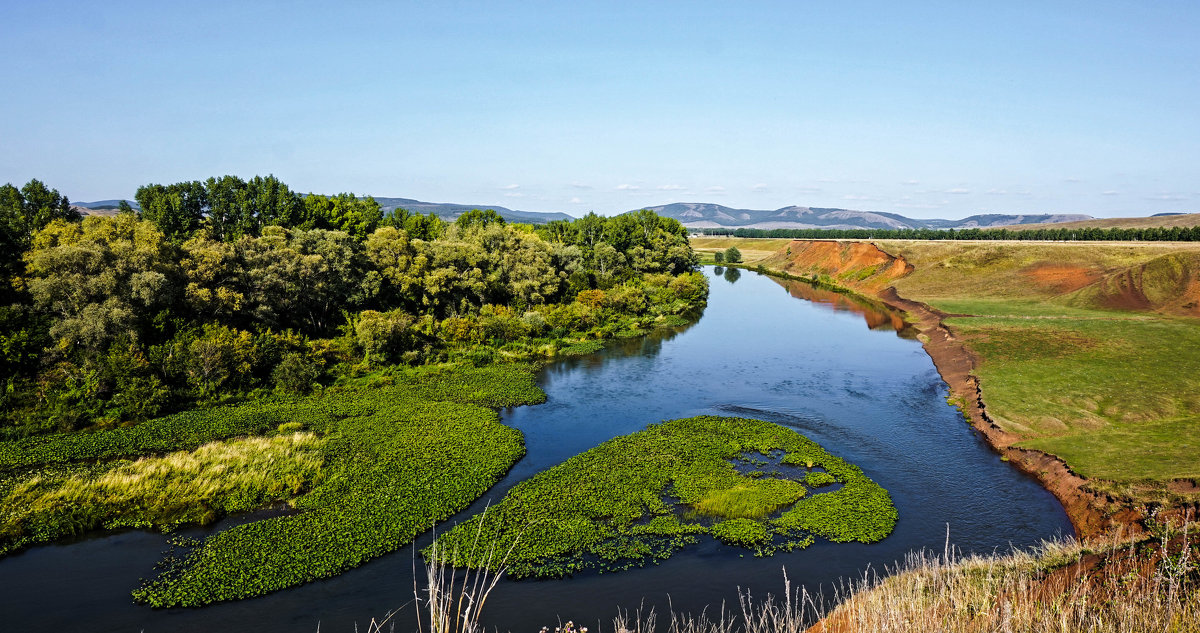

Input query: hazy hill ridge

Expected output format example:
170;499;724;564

76;196;1120;230
642;202;1094;231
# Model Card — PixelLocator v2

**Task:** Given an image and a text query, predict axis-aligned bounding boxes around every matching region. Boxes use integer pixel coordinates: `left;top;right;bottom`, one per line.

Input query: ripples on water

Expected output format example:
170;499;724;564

0;267;1071;633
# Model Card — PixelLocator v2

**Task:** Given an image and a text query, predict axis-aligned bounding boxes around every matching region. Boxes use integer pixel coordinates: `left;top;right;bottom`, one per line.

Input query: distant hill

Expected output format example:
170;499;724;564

75;199;137;210
639;202;1093;231
371;197;573;224
73;200;135;217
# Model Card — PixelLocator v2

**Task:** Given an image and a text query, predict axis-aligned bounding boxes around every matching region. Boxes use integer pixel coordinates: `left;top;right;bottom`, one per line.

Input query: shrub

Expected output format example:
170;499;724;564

272;352;323;395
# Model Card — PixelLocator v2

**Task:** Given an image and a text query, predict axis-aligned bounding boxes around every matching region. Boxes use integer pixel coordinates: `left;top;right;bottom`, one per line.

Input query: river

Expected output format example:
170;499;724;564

0;266;1071;632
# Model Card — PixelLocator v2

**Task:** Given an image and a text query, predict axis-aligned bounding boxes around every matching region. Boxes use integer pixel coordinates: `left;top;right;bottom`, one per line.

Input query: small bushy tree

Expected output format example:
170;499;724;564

723;246;742;264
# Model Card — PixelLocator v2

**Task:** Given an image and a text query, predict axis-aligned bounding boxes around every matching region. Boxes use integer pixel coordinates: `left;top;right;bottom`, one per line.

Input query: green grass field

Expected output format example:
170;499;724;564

882;241;1200;500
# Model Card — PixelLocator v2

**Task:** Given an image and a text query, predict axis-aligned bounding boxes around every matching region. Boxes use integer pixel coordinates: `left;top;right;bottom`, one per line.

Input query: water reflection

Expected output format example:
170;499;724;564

768;275;915;337
708;266;743;284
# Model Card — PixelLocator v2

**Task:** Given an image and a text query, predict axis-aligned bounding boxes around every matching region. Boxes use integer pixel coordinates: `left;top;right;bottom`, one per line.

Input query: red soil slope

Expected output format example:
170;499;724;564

760;240;913;294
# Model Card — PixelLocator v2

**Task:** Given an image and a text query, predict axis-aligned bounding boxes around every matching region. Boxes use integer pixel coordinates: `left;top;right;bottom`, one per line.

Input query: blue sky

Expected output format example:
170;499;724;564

2;1;1197;218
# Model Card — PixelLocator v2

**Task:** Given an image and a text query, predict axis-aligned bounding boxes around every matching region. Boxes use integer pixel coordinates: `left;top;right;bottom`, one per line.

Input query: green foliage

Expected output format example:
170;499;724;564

559;340;605;356
23;214;179;351
431;416;896;578
454;208;506;229
0;179;78;299
6;181;707;433
300;192;383;239
724;246;743;264
353;308;417;364
0;365;546;606
272;352;324;394
380;207;444;240
135;180;208;242
130;365;544;606
804;471;837;487
711;518;769;548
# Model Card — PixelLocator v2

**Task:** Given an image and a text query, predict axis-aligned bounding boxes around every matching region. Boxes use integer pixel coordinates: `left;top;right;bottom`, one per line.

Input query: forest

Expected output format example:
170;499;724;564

701;225;1200;241
0;176;704;439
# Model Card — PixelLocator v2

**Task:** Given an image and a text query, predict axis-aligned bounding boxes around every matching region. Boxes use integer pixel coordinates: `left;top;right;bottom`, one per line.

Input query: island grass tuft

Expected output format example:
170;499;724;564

431;415;896;577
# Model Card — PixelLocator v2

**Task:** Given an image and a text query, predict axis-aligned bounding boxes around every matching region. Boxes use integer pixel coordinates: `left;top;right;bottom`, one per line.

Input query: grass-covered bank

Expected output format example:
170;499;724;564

431;416;896;578
684;236;1200;633
881;241;1200;508
808;523;1200;633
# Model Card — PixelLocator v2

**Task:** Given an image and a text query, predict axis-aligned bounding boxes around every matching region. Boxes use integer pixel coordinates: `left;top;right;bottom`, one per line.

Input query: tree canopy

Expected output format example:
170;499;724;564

0;176;705;437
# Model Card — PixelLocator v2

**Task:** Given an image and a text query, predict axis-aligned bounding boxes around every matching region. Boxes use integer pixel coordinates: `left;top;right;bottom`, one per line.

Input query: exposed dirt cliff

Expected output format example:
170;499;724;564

758;240;913;294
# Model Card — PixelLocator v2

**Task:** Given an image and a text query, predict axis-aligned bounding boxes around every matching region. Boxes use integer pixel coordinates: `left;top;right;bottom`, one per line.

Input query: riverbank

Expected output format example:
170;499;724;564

693;236;1200;633
693;237;1200;538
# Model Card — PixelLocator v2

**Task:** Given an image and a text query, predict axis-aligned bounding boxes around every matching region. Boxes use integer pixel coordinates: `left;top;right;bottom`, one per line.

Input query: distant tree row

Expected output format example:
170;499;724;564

701;225;1200;242
132;174;446;242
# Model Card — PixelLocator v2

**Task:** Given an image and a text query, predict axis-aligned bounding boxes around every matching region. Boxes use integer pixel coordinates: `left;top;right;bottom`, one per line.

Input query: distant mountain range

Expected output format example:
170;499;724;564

74;196;1110;231
369;197;573;224
641;202;1094;231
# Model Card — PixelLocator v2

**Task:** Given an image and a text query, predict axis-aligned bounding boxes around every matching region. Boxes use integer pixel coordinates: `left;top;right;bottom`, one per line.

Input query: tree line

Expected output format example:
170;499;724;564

1;177;703;437
701;224;1200;242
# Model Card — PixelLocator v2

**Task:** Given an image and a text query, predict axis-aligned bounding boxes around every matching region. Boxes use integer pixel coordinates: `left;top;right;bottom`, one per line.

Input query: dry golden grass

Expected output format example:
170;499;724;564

689;237;793;263
603;524;1198;633
2;432;325;539
809;524;1198;633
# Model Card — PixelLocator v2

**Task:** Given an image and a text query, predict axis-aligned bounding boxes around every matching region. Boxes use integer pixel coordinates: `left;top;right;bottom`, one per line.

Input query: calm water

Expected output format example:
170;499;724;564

0;267;1071;632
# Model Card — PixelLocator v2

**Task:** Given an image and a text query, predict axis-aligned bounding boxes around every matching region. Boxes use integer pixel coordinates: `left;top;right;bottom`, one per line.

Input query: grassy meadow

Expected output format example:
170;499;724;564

884;240;1200;502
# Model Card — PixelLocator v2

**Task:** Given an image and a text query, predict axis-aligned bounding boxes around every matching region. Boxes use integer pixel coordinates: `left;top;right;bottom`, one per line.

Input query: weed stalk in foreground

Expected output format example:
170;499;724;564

415;510;524;633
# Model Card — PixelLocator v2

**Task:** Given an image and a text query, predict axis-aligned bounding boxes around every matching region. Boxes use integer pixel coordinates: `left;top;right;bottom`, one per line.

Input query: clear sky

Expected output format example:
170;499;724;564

2;0;1197;218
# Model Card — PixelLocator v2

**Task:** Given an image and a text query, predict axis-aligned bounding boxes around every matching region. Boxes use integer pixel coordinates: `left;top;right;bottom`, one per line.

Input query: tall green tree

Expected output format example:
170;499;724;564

24;215;180;351
0;179;79;291
136;181;207;242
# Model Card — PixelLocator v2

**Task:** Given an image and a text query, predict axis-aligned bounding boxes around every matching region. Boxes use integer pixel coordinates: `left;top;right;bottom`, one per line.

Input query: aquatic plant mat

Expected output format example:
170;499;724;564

430;415;896;577
0;365;545;606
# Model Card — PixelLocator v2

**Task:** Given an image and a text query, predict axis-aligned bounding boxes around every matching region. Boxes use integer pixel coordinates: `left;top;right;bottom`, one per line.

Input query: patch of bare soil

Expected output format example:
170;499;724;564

766;240;913;293
1024;264;1102;293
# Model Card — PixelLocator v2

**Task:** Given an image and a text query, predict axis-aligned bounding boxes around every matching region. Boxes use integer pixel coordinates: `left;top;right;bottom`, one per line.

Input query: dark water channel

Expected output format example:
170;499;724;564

0;267;1072;632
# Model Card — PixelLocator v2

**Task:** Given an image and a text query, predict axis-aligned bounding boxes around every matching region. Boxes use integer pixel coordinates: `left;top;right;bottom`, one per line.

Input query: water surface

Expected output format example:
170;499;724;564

0;267;1071;632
